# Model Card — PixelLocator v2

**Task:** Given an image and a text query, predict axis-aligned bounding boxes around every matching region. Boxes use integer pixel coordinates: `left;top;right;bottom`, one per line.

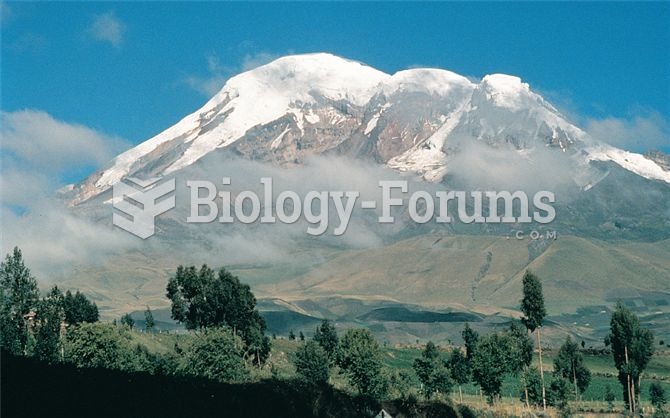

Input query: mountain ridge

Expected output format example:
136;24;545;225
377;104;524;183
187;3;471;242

65;52;670;206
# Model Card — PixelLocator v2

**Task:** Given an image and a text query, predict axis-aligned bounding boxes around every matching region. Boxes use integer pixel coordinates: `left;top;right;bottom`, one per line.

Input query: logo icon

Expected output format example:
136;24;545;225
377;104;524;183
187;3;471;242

112;177;175;238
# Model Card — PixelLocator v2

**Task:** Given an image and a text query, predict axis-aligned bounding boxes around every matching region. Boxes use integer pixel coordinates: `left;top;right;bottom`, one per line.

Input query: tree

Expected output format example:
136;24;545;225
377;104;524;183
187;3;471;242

449;348;469;402
506;321;534;407
650;382;667;414
144;306;155;332
120;313;135;329
299;331;305;341
462;323;479;362
413;341;453;399
606;301;655;413
547;376;572;412
471;332;517;404
387;369;414;400
166;265;270;364
0;247;40;355
506;321;533;372
294;340;330;384
242;312;271;366
336;328;388;399
554;336;591;400
62;290;99;325
520;270;547;410
65;322;135;370
34;286;65;363
289;330;296;340
520;367;543;407
181;327;248;382
314;319;338;359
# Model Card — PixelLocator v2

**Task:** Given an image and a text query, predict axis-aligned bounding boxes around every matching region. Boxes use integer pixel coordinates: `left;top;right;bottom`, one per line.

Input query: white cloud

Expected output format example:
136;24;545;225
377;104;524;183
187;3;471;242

1;109;130;208
585;112;670;152
0;110;136;280
1;110;130;176
88;11;125;48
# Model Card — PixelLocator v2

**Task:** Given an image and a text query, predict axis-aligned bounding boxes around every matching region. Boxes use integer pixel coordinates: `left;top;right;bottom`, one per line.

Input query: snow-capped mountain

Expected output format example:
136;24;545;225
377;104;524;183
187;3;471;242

68;53;669;205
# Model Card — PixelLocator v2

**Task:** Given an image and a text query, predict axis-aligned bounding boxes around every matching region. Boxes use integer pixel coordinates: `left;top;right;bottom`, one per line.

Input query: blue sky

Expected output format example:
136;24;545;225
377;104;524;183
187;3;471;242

2;2;669;158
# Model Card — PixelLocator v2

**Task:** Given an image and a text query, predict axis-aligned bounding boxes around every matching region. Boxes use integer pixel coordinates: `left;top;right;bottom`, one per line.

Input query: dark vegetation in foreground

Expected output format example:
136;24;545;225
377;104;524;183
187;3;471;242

2;351;478;418
1;350;370;418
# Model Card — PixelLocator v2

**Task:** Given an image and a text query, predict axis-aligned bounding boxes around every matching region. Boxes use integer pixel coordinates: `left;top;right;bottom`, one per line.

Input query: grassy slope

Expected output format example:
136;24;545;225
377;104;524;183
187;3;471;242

52;234;670;344
267;235;670;313
54;235;670;316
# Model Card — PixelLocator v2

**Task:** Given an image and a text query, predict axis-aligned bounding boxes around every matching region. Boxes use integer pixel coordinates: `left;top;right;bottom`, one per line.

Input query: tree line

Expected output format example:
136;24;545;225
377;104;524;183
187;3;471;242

1;247;666;417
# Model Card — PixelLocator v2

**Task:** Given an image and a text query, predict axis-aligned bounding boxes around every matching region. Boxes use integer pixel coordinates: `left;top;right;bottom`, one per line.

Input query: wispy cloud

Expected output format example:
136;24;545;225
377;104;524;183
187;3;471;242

88;11;125;48
184;51;280;97
585;111;670;153
241;51;280;71
1;110;130;182
184;53;228;97
1;1;12;24
1;110;136;280
1;109;130;208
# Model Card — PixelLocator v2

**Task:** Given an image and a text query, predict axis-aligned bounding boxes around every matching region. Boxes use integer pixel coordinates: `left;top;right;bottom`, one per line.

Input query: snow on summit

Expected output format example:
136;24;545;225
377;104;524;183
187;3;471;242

74;52;669;205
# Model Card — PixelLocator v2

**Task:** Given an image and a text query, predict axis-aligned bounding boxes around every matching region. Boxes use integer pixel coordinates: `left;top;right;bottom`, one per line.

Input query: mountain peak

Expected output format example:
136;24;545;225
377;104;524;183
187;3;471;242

218;53;389;107
68;53;670;205
479;73;532;109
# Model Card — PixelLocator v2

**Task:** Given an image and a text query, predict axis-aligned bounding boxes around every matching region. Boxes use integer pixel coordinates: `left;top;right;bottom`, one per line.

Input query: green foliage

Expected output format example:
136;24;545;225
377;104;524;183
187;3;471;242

449;348;470;385
166;265;270;364
504;321;533;372
606;300;655;405
336;328;388;399
65;322;135;370
520;270;546;332
289;329;296;340
180;327;248;382
299;331;305;341
413;341;453;399
63;290;99;325
34;286;64;363
520;366;543;407
120;313;135;329
144;306;155;331
547;376;572;411
294;340;329;384
462;323;479;362
386;368;414;400
471;332;518;404
650;382;667;409
243;314;272;366
0;247;40;355
314;319;338;359
554;336;591;394
131;344;181;376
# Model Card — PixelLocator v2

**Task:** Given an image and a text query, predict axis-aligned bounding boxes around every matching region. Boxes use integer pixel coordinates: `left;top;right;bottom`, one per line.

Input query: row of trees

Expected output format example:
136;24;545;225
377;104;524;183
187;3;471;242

294;320;389;399
289;270;659;416
2;247;661;415
406;272;593;410
0;247;99;360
